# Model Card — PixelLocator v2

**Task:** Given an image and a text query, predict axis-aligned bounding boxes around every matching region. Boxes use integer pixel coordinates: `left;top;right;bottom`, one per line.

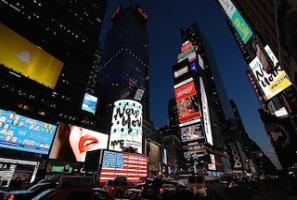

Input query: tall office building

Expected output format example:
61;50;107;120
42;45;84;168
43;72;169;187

217;0;297;170
172;23;232;176
97;5;149;132
0;0;108;127
230;0;297;85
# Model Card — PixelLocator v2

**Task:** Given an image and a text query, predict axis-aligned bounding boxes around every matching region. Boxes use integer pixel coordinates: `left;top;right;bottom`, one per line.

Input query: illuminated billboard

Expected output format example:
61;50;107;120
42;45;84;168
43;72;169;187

218;0;253;44
109;100;143;154
249;45;292;100
49;124;108;162
81;93;98;114
0;109;56;154
175;81;201;123
177;47;196;63
200;78;213;145
0;23;63;89
100;150;147;183
174;66;188;78
181;123;204;142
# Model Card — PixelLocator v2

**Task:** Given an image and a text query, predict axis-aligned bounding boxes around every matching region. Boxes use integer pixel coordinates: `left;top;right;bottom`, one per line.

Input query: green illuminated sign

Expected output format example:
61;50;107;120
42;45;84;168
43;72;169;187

51;166;64;173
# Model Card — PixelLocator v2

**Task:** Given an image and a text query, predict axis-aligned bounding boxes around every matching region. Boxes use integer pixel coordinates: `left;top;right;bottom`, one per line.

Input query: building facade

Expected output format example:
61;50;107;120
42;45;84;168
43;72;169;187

0;0;108;128
97;5;149;133
217;0;297;170
231;0;297;86
172;23;232;177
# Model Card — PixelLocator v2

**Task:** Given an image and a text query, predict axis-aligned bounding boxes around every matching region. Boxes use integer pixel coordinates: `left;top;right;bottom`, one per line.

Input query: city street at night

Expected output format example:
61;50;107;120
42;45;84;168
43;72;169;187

0;0;297;199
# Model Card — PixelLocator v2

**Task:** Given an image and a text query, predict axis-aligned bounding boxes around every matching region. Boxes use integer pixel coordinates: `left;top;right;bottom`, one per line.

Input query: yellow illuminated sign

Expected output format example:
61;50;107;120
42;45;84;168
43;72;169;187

0;23;63;89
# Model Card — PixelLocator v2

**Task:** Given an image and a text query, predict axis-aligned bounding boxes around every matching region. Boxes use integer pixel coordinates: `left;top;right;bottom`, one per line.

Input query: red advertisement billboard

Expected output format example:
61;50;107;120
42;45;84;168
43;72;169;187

175;82;201;123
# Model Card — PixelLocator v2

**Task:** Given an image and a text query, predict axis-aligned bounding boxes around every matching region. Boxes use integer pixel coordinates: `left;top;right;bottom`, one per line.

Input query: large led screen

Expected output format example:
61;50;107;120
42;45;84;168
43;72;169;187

100;150;147;183
249;45;292;100
109;100;143;154
218;0;253;44
200;78;213;145
0;109;56;154
181;123;204;142
0;23;63;89
81;93;98;114
177;47;196;63
49;124;108;162
175;82;201;123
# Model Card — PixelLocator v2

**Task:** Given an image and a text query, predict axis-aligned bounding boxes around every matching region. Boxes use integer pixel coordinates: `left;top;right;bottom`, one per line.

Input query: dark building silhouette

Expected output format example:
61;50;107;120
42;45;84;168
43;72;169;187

97;5;149;132
0;0;108;127
172;23;232;176
230;0;297;86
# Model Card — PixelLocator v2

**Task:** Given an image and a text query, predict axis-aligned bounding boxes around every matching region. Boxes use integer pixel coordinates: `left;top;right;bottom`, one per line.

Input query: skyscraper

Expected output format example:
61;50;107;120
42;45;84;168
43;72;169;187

229;0;297;85
0;0;108;127
217;0;297;170
172;23;232;176
97;5;149;132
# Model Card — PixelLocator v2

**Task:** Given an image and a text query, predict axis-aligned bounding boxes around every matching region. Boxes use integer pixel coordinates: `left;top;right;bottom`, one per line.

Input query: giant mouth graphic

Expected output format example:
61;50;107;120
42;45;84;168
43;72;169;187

78;135;99;153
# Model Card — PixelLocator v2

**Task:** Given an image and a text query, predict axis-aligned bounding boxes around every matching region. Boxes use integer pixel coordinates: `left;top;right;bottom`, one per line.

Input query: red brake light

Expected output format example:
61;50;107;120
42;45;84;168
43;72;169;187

111;187;115;190
159;187;164;193
8;194;14;200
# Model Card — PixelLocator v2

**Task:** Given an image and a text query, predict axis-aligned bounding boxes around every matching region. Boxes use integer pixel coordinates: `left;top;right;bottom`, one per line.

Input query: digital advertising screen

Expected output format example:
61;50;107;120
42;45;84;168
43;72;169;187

181;123;204;142
0;109;56;154
175;81;201;123
147;141;160;172
0;157;39;188
218;0;253;44
249;45;292;100
100;150;147;183
81;93;98;114
109;100;143;154
200;78;213;145
177;47;197;63
0;23;63;89
49;124;108;162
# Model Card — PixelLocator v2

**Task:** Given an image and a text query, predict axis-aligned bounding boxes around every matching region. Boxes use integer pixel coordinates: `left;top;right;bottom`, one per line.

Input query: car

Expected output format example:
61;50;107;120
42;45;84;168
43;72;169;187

141;179;192;200
32;188;114;200
125;182;145;200
31;176;114;200
1;181;57;200
103;176;134;198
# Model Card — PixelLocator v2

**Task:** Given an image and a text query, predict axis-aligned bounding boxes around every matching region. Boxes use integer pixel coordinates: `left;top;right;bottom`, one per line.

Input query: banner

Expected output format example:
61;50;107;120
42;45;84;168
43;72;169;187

218;0;253;43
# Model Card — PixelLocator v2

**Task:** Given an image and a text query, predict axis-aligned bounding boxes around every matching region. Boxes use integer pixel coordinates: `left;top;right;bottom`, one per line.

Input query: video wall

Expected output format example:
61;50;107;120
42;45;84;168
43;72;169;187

0;109;56;154
81;93;98;114
49;124;108;162
100;150;147;183
0;157;39;188
0;23;63;89
174;80;201;123
109;100;143;154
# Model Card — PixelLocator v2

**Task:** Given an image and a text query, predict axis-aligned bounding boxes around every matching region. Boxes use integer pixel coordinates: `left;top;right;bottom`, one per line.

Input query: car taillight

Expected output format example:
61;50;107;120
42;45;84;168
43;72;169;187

8;194;14;200
111;187;115;190
159;187;164;194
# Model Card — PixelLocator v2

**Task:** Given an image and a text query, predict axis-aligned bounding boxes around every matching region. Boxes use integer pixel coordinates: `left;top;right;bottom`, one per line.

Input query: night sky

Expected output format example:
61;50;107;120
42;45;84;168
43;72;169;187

100;0;279;167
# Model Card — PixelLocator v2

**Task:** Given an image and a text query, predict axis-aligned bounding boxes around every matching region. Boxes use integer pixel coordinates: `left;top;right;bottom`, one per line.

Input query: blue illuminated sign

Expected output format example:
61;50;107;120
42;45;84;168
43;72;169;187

0;109;56;154
82;93;98;114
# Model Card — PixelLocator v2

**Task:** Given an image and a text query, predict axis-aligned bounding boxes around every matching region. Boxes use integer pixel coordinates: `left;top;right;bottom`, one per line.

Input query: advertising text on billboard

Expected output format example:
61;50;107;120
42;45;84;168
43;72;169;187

175;82;201;123
0;109;56;154
249;46;291;100
109;100;143;154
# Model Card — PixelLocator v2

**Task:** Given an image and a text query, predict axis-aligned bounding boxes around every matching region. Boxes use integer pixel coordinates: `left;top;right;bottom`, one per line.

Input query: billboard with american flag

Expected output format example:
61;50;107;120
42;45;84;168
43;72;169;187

99;150;147;183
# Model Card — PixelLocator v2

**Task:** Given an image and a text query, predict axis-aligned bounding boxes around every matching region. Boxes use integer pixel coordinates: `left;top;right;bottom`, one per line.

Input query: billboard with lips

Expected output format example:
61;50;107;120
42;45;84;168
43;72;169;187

49;124;108;162
175;82;201;123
